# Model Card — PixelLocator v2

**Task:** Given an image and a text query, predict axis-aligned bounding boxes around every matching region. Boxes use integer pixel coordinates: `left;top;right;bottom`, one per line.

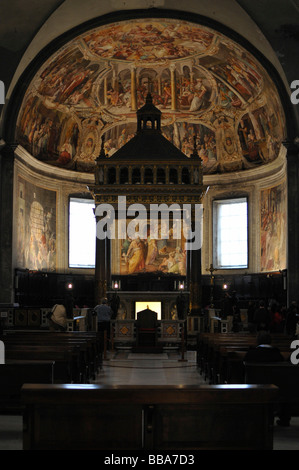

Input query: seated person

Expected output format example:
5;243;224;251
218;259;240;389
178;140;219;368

48;304;67;331
244;331;285;363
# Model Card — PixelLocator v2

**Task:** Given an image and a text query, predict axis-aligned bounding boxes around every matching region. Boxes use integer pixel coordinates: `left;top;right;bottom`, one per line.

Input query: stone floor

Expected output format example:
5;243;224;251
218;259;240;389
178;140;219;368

0;350;298;450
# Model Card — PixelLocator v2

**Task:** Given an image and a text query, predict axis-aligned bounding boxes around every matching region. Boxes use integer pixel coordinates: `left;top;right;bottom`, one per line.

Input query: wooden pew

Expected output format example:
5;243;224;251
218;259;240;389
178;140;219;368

4;346;80;383
244;362;299;425
22;383;278;450
197;332;292;384
2;331;101;383
197;332;257;383
0;360;54;413
224;349;291;384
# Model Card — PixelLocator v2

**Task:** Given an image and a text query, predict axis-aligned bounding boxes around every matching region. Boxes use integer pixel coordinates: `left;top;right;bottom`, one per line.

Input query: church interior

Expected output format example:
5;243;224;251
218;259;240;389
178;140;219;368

1;0;299;452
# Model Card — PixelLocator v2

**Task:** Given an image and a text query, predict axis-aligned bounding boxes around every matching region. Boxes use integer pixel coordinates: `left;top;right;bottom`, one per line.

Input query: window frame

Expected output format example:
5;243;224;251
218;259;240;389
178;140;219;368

213;196;249;270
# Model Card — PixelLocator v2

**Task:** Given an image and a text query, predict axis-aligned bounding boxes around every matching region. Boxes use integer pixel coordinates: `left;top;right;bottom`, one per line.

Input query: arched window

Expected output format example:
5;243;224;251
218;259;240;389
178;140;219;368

157;167;166;184
146;119;153;129
182;167;190;184
144;167;153;184
108;167;116;184
169;168;178;184
132;167;141;184
120;167;129;184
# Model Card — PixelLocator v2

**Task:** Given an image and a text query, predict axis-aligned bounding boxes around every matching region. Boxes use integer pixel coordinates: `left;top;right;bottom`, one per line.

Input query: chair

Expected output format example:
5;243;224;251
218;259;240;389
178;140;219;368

135;308;158;350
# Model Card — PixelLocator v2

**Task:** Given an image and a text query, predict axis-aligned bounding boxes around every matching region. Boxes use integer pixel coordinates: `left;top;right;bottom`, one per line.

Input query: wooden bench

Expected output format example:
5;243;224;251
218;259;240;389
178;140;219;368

0;360;54;413
2;331;101;383
244;362;299;425
22;383;278;450
197;332;292;384
223;349;291;384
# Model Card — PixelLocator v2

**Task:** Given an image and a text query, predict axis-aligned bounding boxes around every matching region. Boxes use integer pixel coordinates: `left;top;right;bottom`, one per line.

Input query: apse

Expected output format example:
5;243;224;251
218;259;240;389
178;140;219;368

15;17;286;176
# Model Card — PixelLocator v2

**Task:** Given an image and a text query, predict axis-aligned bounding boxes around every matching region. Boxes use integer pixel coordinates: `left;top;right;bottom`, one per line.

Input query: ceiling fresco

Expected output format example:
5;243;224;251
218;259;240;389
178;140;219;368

15;18;286;174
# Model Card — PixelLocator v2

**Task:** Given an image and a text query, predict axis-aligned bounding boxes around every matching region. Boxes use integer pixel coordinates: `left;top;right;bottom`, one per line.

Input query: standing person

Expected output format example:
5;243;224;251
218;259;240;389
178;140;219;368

270;303;284;333
286;301;299;337
110;292;120;320
94;298;113;332
94;298;113;352
247;301;256;333
232;303;241;332
254;300;271;332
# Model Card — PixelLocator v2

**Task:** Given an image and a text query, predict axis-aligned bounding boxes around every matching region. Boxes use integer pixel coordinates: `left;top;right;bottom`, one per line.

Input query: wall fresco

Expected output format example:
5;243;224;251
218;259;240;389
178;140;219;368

260;181;287;272
111;219;186;276
16;176;57;271
16;18;286;175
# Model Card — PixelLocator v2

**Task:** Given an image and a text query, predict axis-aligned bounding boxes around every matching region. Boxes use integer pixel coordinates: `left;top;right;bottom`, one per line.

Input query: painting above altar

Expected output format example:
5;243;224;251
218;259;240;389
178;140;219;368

111;219;186;276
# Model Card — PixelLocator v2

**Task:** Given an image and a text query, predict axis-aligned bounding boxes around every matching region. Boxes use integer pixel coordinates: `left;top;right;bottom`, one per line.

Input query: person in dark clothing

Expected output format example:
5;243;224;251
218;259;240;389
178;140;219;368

232;303;241;332
109;292;120;320
254;300;271;331
94;298;113;331
247;301;256;333
221;292;233;319
243;331;285;363
94;298;113;351
176;292;186;320
270;303;285;333
286;301;299;336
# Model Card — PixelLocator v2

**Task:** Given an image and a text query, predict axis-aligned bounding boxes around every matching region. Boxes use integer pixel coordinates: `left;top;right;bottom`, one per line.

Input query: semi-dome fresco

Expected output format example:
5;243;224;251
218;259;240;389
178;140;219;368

16;18;286;174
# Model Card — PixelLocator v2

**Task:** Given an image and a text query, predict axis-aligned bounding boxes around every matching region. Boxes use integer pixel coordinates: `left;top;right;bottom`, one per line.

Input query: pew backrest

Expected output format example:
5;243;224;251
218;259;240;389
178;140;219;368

22;383;278;450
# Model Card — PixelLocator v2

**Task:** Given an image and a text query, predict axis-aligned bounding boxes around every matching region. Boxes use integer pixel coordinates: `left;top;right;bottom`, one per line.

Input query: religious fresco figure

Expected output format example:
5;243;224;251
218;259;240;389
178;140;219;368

126;237;146;274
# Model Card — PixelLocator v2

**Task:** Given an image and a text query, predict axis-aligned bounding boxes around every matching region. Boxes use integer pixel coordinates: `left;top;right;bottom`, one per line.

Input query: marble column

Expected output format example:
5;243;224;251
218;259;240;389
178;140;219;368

104;77;108;106
131;66;137;112
190;247;202;315
95;236;106;304
170;65;177;111
95;206;112;304
0;144;14;304
188;209;202;315
284;140;299;306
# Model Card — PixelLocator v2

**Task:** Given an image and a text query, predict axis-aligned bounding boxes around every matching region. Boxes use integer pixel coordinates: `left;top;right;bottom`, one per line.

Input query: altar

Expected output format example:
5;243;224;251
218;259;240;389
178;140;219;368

110;318;186;352
88;94;207;336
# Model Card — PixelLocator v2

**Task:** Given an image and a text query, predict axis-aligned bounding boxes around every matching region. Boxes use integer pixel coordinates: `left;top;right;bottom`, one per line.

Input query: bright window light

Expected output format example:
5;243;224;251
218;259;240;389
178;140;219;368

213;198;248;269
69;198;95;268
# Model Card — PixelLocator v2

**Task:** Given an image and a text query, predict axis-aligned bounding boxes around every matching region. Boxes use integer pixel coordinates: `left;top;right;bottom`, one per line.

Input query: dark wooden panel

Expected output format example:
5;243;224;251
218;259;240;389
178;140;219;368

22;383;278;450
